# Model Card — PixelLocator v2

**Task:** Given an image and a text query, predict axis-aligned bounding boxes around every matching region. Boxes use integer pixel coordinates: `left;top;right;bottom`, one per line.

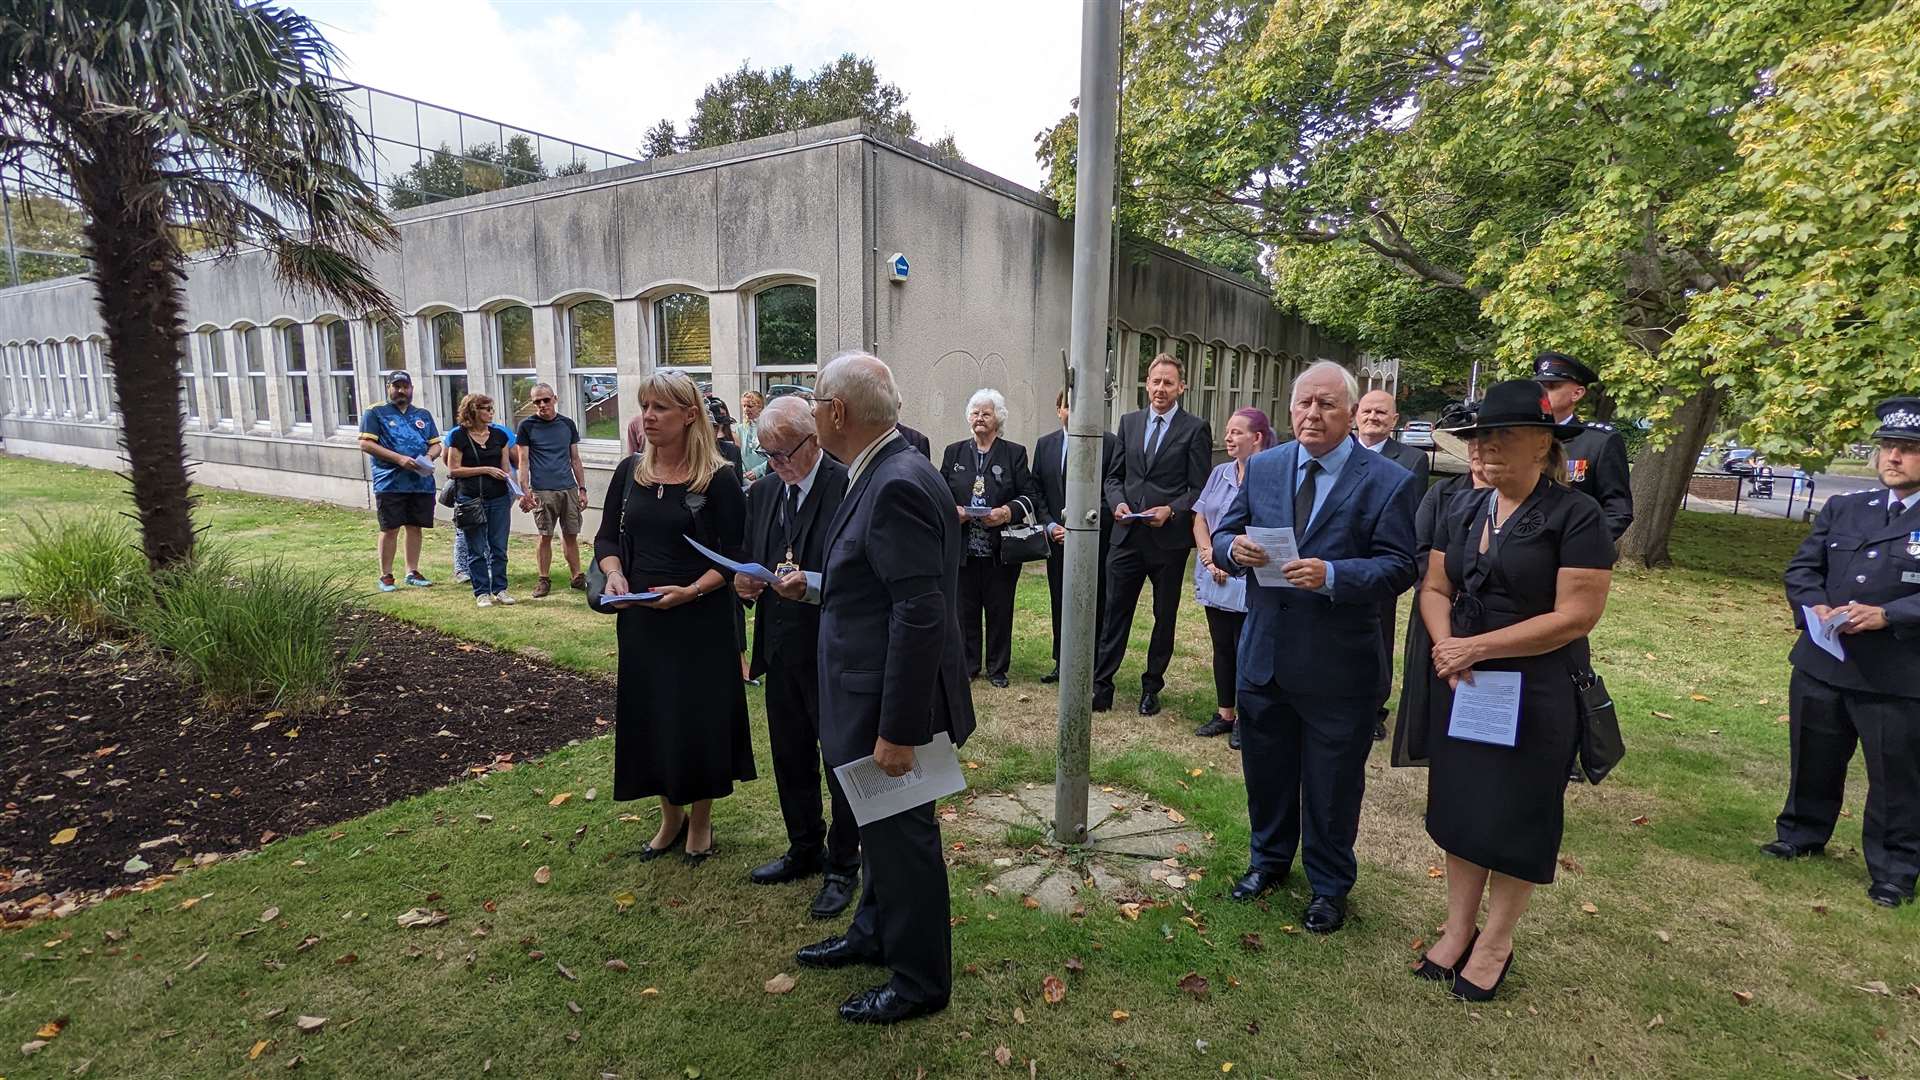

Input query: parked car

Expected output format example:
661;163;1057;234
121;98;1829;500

1721;448;1759;475
1399;420;1435;448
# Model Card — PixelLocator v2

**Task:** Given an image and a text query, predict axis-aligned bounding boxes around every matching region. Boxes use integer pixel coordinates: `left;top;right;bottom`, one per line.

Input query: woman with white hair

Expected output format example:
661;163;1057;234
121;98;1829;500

939;388;1044;687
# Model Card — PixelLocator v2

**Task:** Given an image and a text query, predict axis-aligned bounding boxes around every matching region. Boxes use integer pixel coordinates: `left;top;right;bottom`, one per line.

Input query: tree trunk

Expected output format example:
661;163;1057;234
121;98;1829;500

72;130;197;571
1616;384;1722;568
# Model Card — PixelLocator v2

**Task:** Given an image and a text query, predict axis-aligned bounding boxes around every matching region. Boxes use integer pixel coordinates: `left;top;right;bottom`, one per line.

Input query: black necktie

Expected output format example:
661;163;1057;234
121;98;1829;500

1294;459;1321;530
1895;498;1910;525
782;484;802;543
1146;415;1165;463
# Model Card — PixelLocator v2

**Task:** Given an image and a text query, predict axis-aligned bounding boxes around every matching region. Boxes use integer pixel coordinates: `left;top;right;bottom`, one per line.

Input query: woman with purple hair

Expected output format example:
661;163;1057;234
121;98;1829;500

1189;407;1276;747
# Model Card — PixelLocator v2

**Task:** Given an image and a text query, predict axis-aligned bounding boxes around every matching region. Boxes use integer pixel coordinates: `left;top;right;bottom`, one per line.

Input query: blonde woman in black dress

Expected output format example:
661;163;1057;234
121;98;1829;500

1414;380;1613;1000
594;370;753;863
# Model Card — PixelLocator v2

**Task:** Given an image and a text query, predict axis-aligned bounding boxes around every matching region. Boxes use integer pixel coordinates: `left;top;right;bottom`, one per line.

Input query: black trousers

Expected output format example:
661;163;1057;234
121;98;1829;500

1776;669;1920;893
1238;680;1377;896
1094;541;1189;697
1045;533;1111;667
1374;595;1399;719
958;556;1020;679
843;800;951;1003
763;646;859;871
1203;606;1245;710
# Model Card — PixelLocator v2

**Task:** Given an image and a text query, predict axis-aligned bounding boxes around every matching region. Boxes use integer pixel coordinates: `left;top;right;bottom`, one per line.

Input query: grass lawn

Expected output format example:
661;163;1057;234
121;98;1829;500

1;454;1917;1080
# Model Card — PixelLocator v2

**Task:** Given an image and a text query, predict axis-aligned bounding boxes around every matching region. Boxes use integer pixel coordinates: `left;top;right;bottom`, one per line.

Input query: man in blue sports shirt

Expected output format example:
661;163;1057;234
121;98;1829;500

360;370;442;592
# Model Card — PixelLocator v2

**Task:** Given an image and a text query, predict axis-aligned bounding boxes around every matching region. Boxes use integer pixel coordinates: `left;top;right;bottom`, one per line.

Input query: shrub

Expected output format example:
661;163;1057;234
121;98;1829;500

3;512;148;636
131;548;365;715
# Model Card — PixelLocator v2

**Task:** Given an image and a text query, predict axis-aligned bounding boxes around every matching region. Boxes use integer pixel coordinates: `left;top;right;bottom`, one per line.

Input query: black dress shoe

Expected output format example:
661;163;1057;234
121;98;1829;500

631;819;689;862
810;871;858;918
795;934;882;969
838;984;948;1024
750;850;824;885
1372;719;1388;741
1040;668;1060;684
1229;869;1283;902
1193;713;1234;738
1451;949;1514;1001
1413;929;1478;981
1227;722;1241;751
684;832;718;866
1303;893;1348;934
1760;839;1825;859
1868;881;1913;908
1091;692;1113;713
989;674;1010;688
1138;692;1161;716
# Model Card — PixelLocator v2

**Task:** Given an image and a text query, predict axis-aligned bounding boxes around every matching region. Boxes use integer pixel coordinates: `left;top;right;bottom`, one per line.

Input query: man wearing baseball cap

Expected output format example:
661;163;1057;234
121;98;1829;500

358;370;442;592
1533;352;1634;541
1765;397;1920;908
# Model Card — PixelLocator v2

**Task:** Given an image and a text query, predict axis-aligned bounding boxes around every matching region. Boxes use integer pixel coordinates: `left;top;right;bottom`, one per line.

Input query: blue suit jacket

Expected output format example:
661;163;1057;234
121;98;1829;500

817;438;977;767
1210;438;1420;692
1784;488;1920;699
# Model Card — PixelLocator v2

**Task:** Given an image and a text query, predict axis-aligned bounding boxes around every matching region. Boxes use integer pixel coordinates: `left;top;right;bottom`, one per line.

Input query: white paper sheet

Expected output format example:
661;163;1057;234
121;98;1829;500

832;732;968;827
1447;669;1523;747
1243;525;1302;587
504;471;524;498
598;591;663;604
1119;511;1156;522
683;534;783;585
1802;605;1849;662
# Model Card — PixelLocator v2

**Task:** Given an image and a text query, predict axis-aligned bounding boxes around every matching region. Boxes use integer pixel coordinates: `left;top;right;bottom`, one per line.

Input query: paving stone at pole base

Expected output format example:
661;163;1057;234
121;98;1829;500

965;783;1212;913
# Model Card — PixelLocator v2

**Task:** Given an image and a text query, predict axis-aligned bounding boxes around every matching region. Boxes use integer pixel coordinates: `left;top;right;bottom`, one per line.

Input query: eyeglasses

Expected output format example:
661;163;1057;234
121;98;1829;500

530;397;555;406
798;391;837;409
764;432;816;466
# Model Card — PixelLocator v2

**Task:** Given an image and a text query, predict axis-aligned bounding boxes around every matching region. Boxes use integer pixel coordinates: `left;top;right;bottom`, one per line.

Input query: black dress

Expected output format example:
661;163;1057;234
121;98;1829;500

1424;477;1614;883
593;458;755;805
1392;473;1477;768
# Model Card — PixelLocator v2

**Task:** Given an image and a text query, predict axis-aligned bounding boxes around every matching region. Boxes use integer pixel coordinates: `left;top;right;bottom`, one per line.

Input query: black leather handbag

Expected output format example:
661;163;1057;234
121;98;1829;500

995;496;1051;566
451;497;487;530
1572;668;1625;785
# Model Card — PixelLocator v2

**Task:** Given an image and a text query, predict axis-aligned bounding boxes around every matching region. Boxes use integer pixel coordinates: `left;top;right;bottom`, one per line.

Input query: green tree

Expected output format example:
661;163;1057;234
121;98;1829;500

642;118;680;159
0;1;396;569
1041;0;1918;566
679;54;915;151
2;193;91;284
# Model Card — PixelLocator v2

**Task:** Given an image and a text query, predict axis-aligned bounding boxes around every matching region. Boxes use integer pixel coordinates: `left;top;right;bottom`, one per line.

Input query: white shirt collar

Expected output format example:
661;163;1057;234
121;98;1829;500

1889;489;1920;512
789;450;824;504
1149;401;1181;423
847;428;901;486
1358;434;1388;452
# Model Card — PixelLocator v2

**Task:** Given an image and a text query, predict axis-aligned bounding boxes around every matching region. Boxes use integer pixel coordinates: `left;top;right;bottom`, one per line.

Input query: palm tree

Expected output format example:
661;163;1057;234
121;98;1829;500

0;1;397;569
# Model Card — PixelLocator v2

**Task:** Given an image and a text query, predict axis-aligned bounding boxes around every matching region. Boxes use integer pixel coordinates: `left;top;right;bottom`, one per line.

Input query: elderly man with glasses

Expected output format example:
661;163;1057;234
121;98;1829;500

514;382;590;597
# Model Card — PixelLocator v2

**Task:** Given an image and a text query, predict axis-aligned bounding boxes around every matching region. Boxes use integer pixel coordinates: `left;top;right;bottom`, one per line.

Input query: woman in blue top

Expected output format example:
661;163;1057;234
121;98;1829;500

1190;407;1276;747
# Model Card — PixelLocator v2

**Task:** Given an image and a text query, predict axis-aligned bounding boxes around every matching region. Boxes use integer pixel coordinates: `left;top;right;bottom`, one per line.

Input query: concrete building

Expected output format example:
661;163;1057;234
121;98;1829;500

0;120;1379;535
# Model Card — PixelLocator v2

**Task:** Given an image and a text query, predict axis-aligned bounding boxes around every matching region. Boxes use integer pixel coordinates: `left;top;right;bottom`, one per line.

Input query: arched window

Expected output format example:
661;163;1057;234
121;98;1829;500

321;319;357;431
279;322;312;428
64;340;94;419
90;339;113;420
655;291;711;376
239;324;268;429
375;314;405;372
565;299;617;440
752;283;817;390
202;329;233;424
492;305;536;424
177;337;199;424
430;310;466;415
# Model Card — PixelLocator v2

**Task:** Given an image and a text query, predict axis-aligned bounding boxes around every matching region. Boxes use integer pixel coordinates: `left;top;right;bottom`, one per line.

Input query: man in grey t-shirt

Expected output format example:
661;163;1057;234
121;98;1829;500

514;383;589;598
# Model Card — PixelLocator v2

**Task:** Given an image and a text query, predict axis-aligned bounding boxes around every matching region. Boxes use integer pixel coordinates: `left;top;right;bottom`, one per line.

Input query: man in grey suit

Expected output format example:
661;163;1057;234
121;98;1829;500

792;352;976;1024
1356;389;1431;740
1212;362;1420;934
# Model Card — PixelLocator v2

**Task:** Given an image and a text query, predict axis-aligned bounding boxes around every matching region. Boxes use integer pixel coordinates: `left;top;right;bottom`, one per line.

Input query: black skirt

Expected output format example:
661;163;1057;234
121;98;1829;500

612;588;756;804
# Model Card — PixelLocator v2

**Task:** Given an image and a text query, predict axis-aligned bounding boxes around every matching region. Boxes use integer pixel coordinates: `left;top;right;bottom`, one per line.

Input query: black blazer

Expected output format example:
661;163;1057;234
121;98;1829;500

939;437;1042;557
1785;489;1920;699
1373;436;1432;493
817;437;976;765
742;455;847;679
1034;427;1123;530
896;423;932;459
1104;406;1212;552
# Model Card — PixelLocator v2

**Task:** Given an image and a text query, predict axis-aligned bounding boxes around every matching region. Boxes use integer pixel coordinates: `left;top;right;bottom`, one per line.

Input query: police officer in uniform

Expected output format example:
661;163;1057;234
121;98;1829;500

1533;352;1634;541
1763;397;1920;908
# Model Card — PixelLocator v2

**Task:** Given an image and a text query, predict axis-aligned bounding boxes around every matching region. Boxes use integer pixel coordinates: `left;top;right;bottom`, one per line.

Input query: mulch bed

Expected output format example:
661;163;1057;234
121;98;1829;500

0;601;613;924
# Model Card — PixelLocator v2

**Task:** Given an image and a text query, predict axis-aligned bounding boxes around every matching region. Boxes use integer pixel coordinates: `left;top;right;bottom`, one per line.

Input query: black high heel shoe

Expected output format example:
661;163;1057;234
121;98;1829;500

684;831;718;866
1450;947;1514;1002
633;819;689;863
1413;928;1478;981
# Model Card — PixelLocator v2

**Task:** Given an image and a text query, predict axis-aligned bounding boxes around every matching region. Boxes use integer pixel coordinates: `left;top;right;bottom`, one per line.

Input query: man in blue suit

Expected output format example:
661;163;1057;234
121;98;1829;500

1211;361;1420;933
792;352;976;1023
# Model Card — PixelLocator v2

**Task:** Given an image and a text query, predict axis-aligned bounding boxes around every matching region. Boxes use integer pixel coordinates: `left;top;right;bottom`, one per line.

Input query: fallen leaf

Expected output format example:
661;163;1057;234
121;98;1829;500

283;728;299;739
1064;957;1084;974
1655;930;1671;943
605;959;630;973
22;1039;49;1055
566;1001;582;1015
994;1046;1013;1068
765;973;797;995
1426;865;1445;878
335;953;357;966
1811;903;1829;915
286;1053;306;1069
557;963;578;981
250;1039;271;1060
1630;815;1651;826
1166;809;1186;824
583;788;597;801
1558;855;1585;873
1177;971;1210;1000
50;827;78;845
1580;902;1600;915
1732;990;1754;1007
35;1018;67;1039
1689;694;1711;702
260;907;281;923
1188;768;1204;777
1013;1006;1027;1024
1647;1015;1665;1030
640;987;660;997
1118;903;1141;921
613;891;636;912
395;908;448;929
549;792;573;807
1651;710;1675;721
1856;981;1891;997
1042;975;1066;1004
533;865;554;885
94;743;119;757
1239;933;1264;952
1022;896;1040;909
1110;1010;1130;1023
124;856;152;874
295;1016;327;1033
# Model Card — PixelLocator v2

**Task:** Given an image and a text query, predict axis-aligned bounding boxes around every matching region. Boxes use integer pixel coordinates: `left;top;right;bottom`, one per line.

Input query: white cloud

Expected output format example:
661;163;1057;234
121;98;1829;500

288;0;1084;188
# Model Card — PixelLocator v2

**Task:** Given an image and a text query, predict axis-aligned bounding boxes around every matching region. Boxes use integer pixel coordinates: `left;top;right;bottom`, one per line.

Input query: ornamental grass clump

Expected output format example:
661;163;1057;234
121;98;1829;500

5;512;149;636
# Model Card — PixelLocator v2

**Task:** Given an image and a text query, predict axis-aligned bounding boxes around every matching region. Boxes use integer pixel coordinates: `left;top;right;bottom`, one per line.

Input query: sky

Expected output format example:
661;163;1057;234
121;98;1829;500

284;0;1085;189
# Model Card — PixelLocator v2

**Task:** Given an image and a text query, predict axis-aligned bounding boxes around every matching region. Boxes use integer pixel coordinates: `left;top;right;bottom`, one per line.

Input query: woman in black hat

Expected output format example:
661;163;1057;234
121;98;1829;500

1408;380;1615;1001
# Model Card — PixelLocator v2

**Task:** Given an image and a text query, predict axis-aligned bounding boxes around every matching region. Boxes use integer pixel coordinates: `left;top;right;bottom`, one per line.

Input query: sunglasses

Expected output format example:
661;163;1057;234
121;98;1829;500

764;432;816;466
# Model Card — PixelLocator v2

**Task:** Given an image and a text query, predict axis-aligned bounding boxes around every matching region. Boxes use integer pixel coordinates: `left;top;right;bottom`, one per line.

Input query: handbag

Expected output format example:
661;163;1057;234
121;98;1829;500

451;497;487;530
585;454;639;609
1571;668;1625;784
995;496;1051;565
438;480;458;508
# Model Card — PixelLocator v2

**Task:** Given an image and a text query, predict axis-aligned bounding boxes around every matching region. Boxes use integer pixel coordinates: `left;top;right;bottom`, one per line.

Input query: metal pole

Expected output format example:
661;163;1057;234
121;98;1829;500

1053;0;1121;846
2;189;20;288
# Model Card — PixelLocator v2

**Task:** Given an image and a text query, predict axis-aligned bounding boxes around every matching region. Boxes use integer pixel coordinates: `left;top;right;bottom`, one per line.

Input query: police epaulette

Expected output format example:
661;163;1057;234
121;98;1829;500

1586;421;1614;431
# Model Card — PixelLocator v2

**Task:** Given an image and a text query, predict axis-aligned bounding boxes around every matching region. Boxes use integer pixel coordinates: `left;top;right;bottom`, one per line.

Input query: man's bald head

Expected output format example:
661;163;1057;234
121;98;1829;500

1356;389;1399;446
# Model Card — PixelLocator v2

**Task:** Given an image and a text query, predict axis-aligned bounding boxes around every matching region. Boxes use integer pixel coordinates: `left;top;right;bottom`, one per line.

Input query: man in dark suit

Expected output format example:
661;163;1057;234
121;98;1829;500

1766;396;1920;908
896;421;932;459
1212;361;1420;934
1093;354;1212;715
794;352;976;1023
1356;388;1432;740
734;396;858;918
1035;387;1122;683
1534;352;1633;541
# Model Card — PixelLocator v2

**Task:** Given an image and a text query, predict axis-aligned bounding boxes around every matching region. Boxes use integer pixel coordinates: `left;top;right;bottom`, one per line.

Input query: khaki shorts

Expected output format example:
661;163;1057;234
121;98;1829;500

531;488;582;537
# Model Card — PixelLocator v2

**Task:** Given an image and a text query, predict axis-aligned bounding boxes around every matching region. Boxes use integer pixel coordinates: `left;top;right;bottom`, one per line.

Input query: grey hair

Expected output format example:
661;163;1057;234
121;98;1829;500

964;388;1008;431
758;393;815;439
1291;360;1360;409
816;350;900;427
532;381;555;396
